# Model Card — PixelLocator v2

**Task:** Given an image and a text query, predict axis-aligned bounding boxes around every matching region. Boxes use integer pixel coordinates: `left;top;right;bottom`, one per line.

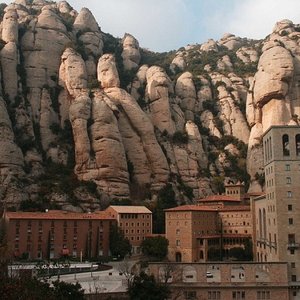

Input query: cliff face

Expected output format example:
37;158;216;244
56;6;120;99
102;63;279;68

0;1;299;211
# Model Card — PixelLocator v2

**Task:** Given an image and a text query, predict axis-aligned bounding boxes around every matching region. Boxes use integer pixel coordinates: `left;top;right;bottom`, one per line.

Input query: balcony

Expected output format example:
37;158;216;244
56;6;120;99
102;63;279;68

287;242;300;250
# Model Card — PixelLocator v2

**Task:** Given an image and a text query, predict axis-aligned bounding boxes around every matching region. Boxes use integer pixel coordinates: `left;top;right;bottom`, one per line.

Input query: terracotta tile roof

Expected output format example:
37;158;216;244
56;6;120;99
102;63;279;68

5;210;114;220
165;204;250;213
218;205;251;212
164;205;218;212
198;195;241;202
108;206;152;214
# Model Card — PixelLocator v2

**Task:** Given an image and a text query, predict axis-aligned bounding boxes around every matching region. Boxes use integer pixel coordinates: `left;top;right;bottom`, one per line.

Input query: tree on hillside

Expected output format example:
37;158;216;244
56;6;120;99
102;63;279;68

52;280;84;299
153;184;177;234
128;271;170;300
0;273;84;300
141;236;169;261
109;224;132;259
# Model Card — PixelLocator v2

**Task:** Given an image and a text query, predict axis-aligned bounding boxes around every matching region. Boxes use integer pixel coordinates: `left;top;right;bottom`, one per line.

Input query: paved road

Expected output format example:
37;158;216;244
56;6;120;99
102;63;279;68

49;260;140;294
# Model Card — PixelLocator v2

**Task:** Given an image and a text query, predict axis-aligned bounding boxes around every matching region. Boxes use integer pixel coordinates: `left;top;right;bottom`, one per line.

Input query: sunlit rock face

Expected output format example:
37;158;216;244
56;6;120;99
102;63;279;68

122;33;141;71
246;19;300;190
1;0;300;206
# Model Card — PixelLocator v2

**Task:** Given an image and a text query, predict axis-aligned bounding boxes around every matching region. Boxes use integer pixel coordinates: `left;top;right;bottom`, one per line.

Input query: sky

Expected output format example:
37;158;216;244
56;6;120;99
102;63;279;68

6;0;300;52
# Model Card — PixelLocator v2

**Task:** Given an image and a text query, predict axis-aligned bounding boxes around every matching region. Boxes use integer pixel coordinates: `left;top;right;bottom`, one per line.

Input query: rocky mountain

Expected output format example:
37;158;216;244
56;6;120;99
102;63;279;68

0;0;299;211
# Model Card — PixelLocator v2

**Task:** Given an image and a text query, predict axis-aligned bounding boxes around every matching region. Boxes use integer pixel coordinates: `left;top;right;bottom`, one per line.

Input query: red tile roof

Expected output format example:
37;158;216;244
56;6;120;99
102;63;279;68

198;195;241;202
165;204;250;213
165;205;219;212
218;205;251;212
108;206;152;214
5;210;114;220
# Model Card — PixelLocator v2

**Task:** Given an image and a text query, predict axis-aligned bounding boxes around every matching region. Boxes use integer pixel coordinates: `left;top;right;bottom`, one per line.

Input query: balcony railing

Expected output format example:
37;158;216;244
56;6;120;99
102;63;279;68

287;242;300;250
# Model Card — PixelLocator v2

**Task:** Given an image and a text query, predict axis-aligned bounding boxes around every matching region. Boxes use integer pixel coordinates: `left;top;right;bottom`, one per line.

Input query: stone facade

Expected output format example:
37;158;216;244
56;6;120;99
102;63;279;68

165;206;218;263
165;204;252;263
253;125;300;299
5;210;113;260
149;262;289;300
105;206;152;255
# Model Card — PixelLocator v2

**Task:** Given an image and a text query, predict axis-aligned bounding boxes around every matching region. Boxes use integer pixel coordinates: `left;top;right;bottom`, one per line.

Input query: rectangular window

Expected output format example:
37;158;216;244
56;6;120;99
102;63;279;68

287;191;292;198
288;205;293;211
208;291;220;300
291;262;296;268
232;291;245;300
176;240;180;246
289;218;294;225
292;275;297;281
288;234;295;243
257;291;270;300
184;291;197;299
286;177;291;184
286;164;290;171
293;291;297;297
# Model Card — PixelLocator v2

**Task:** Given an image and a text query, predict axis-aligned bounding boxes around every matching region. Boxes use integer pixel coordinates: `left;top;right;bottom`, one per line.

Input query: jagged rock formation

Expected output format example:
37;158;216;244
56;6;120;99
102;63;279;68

121;33;140;71
246;19;300;190
0;0;299;210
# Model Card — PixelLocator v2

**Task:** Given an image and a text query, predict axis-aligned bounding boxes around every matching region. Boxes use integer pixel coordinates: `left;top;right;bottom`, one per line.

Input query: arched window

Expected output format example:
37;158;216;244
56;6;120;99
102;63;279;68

264;141;267;162
282;134;290;156
263;208;267;239
175;252;182;262
296;134;300;156
267;138;270;161
259;209;262;239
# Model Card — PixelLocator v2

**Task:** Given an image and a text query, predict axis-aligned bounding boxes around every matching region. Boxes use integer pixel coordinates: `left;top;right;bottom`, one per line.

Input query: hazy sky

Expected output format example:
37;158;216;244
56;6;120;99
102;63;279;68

7;0;300;52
